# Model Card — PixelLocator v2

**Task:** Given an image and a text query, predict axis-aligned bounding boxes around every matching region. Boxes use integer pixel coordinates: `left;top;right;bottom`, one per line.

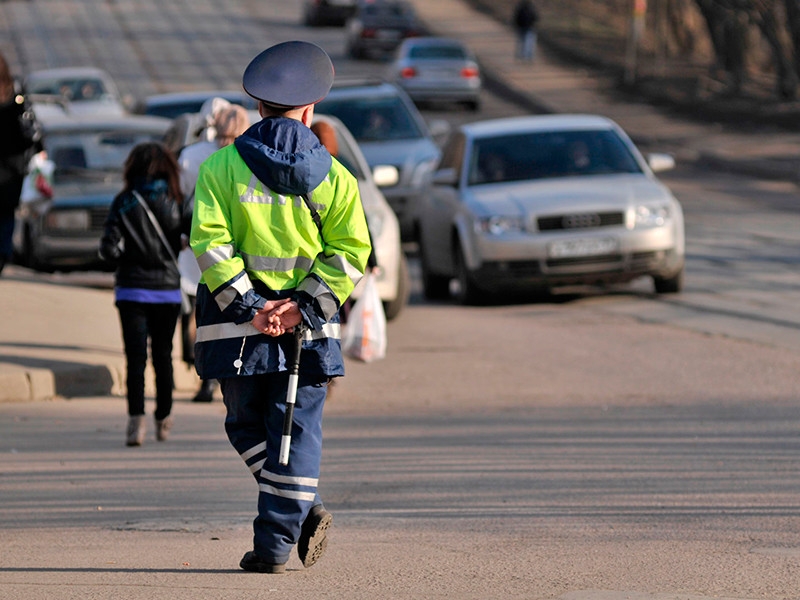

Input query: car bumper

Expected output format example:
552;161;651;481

33;234;107;270
467;227;684;290
398;81;481;104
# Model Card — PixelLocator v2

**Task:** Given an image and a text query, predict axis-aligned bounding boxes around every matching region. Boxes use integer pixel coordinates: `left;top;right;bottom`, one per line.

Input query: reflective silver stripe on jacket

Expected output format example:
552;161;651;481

196;243;235;272
215;275;254;312
196;321;341;343
241;251;315;274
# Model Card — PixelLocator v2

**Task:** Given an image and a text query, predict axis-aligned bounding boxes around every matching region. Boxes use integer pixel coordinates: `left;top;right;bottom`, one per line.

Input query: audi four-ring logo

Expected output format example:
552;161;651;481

562;213;601;228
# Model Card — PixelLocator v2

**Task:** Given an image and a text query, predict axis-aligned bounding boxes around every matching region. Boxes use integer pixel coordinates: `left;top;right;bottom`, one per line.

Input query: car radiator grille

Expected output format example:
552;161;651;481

537;211;624;231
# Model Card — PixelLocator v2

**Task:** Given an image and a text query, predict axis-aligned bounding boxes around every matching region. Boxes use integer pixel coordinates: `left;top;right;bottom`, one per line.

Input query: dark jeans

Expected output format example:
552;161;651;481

117;301;181;419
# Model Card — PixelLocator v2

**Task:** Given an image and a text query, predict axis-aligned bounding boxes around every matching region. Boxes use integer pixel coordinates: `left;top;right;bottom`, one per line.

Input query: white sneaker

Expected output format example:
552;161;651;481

126;415;146;446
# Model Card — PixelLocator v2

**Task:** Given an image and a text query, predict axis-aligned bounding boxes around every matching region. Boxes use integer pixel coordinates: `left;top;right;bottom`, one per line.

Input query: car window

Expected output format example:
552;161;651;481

47;129;164;180
29;78;110;102
363;2;413;17
408;45;467;60
467;129;643;185
316;96;423;142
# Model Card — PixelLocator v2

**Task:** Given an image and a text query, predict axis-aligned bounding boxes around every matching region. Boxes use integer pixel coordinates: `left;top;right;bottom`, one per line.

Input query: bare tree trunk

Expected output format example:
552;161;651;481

752;0;797;99
694;0;749;93
783;0;800;79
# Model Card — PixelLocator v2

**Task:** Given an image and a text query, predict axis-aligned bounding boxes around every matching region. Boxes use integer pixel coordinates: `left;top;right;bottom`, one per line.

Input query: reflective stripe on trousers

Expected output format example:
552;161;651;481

220;372;328;563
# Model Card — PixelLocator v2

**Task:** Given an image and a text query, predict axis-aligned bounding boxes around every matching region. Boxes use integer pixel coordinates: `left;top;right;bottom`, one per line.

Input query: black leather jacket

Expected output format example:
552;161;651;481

99;179;191;290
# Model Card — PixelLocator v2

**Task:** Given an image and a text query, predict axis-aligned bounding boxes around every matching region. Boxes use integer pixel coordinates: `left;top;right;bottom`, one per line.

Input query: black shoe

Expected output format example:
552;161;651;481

239;551;286;574
297;505;332;568
191;379;215;403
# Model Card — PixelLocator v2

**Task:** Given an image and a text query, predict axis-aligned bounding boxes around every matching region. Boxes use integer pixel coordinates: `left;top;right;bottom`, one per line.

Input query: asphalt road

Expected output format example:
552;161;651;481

1;1;800;599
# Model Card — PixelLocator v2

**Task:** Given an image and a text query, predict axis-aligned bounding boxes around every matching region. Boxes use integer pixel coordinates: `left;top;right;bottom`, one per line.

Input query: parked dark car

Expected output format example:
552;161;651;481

315;80;444;240
132;90;257;120
13;112;171;272
303;0;357;26
346;0;423;59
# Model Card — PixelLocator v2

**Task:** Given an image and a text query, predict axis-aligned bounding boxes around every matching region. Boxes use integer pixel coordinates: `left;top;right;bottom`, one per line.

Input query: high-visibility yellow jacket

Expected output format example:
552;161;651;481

190;116;371;380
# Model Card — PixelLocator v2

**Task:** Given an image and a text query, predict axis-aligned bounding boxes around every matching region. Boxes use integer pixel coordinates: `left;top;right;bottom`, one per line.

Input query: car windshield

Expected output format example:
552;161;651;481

408;45;467;60
316;96;423;142
47;129;164;181
467;129;643;185
29;78;111;102
363;3;413;17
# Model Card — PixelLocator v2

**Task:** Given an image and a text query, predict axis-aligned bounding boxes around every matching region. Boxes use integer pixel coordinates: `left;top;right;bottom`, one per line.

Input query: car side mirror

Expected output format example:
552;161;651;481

646;153;675;173
373;165;400;187
432;168;458;186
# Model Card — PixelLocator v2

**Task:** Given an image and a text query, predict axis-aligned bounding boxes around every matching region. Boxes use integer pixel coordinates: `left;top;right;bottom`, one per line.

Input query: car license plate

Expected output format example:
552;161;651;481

547;238;617;258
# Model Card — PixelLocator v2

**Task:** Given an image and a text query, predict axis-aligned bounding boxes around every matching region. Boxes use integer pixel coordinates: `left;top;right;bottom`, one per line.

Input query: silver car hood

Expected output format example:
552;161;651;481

464;174;675;217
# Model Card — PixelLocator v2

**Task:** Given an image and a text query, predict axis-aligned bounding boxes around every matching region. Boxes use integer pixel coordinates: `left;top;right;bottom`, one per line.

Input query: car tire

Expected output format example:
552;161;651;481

419;234;451;300
653;268;684;294
383;253;410;321
454;242;487;305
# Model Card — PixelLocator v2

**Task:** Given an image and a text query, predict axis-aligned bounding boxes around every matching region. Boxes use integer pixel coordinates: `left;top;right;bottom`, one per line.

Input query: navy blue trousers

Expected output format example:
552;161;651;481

220;373;329;563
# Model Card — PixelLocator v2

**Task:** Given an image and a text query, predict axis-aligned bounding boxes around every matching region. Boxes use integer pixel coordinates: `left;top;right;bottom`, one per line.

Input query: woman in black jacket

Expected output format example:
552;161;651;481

100;142;190;446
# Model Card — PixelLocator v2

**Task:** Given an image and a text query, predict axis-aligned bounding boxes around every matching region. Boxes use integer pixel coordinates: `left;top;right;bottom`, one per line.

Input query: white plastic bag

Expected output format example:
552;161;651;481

341;272;387;363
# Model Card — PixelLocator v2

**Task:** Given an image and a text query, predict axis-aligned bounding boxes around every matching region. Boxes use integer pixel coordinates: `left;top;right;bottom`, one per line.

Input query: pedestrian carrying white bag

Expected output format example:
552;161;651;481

341;271;387;363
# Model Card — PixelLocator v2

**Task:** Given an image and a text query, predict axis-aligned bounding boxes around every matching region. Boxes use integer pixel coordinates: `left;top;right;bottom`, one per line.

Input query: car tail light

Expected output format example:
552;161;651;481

461;67;479;79
400;67;417;79
361;28;376;38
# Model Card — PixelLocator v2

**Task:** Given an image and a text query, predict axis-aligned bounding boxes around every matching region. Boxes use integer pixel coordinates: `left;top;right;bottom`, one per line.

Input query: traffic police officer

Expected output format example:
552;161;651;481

189;41;372;573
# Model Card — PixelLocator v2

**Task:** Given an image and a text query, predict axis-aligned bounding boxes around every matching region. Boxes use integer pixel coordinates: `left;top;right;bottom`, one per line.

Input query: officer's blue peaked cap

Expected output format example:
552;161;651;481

243;41;334;109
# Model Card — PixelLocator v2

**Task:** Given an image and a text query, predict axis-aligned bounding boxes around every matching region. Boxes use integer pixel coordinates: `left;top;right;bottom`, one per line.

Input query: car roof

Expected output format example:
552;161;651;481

39;112;172;133
460;114;618;138
142;90;252;106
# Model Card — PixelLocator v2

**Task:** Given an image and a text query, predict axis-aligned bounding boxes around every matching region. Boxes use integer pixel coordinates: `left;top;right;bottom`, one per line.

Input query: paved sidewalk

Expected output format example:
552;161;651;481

1;0;798;402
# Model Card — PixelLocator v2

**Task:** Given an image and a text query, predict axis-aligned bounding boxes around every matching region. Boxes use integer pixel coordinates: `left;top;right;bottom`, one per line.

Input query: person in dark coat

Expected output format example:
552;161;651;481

0;51;41;275
99;142;191;446
513;0;539;61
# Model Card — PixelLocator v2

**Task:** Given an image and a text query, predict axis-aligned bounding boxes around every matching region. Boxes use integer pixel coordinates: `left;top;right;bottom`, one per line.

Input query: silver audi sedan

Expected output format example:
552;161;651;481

413;114;685;304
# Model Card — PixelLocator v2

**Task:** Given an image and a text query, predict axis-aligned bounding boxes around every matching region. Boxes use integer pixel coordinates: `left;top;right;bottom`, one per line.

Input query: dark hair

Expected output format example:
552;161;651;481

123;142;183;204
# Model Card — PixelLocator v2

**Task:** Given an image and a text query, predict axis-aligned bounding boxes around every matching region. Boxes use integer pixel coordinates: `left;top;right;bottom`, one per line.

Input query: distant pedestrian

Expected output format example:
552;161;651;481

0;51;42;275
99;142;191;446
177;100;251;403
513;0;539;62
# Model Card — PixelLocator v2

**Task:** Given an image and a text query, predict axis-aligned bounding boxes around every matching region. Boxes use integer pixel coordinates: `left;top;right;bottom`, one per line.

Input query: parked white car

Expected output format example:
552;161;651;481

25;67;129;117
414;114;685;304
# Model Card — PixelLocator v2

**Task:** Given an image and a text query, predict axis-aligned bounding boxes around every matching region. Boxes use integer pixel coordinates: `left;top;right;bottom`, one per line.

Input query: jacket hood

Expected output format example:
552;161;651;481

234;116;332;196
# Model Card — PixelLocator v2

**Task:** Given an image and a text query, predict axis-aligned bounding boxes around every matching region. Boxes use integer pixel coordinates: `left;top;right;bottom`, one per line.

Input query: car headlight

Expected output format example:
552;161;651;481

45;209;90;231
634;204;670;228
410;157;439;188
474;215;525;235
